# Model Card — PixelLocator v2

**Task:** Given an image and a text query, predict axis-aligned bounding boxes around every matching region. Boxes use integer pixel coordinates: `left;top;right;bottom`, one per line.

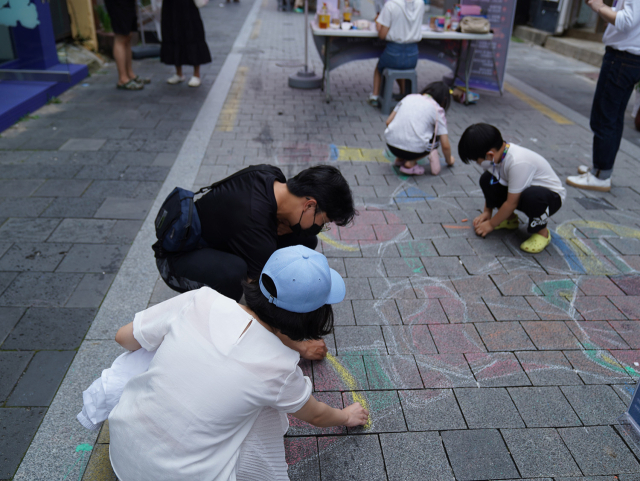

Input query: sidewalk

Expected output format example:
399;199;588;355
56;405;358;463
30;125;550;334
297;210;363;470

5;0;640;478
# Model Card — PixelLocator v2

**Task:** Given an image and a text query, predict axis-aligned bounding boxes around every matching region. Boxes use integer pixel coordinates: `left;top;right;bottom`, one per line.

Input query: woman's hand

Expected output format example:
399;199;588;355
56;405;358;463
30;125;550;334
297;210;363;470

342;402;369;427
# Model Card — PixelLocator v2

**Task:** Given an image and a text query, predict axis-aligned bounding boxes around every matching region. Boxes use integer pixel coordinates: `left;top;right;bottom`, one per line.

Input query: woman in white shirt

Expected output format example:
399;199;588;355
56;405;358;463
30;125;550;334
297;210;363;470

108;246;368;480
369;0;425;106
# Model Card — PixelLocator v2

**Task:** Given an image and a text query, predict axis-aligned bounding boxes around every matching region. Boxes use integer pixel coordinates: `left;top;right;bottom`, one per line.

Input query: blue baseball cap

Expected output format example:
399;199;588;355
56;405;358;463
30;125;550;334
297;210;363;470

259;246;346;313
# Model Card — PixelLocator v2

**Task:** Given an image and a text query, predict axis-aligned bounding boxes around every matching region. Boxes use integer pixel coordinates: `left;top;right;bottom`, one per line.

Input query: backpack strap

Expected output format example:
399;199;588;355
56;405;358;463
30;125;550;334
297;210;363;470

194;164;285;196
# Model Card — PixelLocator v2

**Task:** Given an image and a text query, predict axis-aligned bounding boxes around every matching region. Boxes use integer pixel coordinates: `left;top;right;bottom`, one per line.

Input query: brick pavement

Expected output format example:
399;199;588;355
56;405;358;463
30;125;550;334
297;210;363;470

0;1;255;479
5;0;640;478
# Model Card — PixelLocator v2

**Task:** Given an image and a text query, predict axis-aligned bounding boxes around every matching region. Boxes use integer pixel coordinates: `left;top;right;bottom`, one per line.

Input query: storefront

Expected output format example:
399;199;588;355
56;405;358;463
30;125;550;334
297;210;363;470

525;0;611;37
0;0;87;132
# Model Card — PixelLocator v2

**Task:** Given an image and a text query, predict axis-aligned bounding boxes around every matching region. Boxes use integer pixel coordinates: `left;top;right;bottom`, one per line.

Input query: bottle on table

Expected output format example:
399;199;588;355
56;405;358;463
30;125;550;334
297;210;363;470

444;9;452;31
318;2;331;29
343;0;352;22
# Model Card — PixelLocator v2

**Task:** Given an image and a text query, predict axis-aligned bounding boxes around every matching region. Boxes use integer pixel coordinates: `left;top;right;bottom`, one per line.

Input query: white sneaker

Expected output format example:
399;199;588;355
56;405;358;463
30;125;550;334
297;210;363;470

577;165;589;174
566;172;611;192
188;76;201;88
167;74;186;85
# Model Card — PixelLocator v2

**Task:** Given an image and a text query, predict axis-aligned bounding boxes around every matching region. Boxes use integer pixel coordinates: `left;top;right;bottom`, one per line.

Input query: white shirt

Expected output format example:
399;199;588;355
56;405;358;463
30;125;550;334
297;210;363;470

384;94;448;153
108;287;312;481
377;0;424;44
603;0;640;55
497;144;566;203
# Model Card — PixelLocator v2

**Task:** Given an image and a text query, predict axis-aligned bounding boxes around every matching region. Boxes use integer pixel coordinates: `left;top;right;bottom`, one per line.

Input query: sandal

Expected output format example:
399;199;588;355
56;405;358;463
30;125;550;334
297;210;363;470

495;217;519;230
399;164;425;175
520;232;551;254
116;79;144;90
133;75;151;84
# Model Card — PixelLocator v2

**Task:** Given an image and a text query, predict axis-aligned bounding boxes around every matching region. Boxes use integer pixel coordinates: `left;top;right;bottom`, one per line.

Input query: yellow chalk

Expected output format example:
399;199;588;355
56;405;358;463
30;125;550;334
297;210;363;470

504;83;573;125
325;353;371;429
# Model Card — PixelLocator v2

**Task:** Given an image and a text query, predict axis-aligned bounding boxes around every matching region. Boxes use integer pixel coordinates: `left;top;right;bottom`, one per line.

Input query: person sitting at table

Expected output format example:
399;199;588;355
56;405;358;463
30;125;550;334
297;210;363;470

384;81;455;175
368;0;424;107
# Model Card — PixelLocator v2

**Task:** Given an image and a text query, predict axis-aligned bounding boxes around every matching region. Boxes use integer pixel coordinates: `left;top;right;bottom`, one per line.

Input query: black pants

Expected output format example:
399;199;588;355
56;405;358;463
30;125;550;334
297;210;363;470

156;233;318;301
479;171;561;234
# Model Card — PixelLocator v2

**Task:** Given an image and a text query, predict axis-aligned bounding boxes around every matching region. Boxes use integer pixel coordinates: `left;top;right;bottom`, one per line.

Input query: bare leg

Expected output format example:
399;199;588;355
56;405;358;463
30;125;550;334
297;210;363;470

373;68;382;96
113;34;132;85
176;65;183;77
538;227;549;238
125;34;135;80
396;79;405;96
193;65;200;78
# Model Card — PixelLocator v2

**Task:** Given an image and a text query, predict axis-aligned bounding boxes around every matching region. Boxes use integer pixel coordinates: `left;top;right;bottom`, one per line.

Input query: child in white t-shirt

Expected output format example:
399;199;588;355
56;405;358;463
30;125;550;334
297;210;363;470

458;123;566;254
385;81;455;175
98;246;368;481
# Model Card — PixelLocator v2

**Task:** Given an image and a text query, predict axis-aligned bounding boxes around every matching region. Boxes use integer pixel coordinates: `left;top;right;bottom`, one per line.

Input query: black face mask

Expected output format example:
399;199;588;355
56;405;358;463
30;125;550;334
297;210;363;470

290;207;323;237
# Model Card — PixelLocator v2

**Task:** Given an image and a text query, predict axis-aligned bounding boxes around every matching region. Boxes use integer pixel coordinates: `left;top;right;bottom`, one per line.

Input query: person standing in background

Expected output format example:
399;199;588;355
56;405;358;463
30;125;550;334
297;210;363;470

161;0;212;88
104;0;151;90
566;0;640;192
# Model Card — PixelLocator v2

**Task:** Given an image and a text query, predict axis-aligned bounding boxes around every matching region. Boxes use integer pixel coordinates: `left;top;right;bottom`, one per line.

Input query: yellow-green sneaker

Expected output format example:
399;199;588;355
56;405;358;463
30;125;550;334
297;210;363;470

495;217;519;230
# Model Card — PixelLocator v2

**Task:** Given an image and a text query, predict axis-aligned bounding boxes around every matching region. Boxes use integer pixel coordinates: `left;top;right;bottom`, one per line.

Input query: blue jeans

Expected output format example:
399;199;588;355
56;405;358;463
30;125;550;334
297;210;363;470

590;47;640;179
376;42;419;73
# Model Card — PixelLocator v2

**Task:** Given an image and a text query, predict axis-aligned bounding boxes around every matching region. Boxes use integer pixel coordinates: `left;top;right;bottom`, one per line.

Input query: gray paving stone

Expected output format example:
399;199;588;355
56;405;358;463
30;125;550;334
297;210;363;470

364;355;422;389
564;349;632;384
344;258;386;278
55;244;128;273
0;408;46;479
0;271;17;298
433;237;476;256
0;179;44;197
475;321;536;351
559;425;640;475
442;429;519;481
332;301;355;326
399;388;466;431
0;306;24;344
502;428;581;478
32;179;91;197
397;298;448;325
0;197;53;217
380;432;454;481
352;299;401;326
59;138;106;151
483;295;540;321
459;255;508;275
516;351;584;386
382;325;438;355
318;435;386;481
94;198;153;220
382;257;426;276
421;256;467;276
312;355;369;392
0;272;83;307
287;392;345;436
508;386;581;428
345;390;406;433
560;385;628;426
6;350;75;406
468;238;513;256
284;437;320;481
0;218;61;242
40;197;104;218
81;180;140;199
466;352;531;387
0;351;33;401
2;307;95;349
333;326;386;355
65;273;115;308
455;387;525;428
0;243;70;272
49;219;116;244
343;278;373;300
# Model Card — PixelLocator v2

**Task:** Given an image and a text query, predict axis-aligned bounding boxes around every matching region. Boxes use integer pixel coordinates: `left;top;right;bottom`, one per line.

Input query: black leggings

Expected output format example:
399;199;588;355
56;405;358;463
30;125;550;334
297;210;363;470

479;171;562;234
156;233;318;301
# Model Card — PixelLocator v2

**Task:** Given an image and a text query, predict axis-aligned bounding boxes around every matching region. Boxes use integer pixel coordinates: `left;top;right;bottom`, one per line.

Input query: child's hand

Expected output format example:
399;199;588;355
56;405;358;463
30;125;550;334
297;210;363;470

447;155;455;166
342;402;369;427
473;212;490;228
475;220;494;238
297;339;328;360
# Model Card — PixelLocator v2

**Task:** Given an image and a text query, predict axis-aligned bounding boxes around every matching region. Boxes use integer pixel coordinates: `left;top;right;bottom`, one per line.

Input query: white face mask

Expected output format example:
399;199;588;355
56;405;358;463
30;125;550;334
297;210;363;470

479;160;494;170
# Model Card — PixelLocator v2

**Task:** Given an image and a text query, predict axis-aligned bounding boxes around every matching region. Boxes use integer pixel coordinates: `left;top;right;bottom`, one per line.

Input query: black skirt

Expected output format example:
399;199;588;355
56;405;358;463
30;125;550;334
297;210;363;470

160;0;212;66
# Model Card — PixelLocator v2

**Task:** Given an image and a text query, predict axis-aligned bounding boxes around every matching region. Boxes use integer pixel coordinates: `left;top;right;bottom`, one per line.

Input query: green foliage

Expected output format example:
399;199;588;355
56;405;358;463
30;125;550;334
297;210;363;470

47;96;62;105
511;36;524;43
95;5;112;33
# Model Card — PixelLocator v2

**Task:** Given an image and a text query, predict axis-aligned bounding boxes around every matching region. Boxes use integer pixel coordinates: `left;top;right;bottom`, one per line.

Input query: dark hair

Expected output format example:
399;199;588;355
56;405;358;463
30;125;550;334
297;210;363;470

457;123;504;164
242;278;334;341
287;165;357;226
421;81;451;111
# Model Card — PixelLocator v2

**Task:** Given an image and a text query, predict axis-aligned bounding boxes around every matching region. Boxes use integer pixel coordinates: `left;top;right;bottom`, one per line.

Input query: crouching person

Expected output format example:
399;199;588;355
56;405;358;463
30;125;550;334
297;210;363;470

108;245;368;480
458;123;566;254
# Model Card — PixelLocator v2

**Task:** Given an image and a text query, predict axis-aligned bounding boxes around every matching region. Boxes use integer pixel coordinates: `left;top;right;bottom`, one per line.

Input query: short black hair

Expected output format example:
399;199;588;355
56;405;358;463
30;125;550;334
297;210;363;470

242;278;334;341
421;81;451;111
287;165;357;226
457;123;504;164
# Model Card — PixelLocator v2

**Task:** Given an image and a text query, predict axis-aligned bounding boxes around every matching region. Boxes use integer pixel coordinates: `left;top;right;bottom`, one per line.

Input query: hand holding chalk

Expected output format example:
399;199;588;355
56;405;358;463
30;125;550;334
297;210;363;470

342;402;370;427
